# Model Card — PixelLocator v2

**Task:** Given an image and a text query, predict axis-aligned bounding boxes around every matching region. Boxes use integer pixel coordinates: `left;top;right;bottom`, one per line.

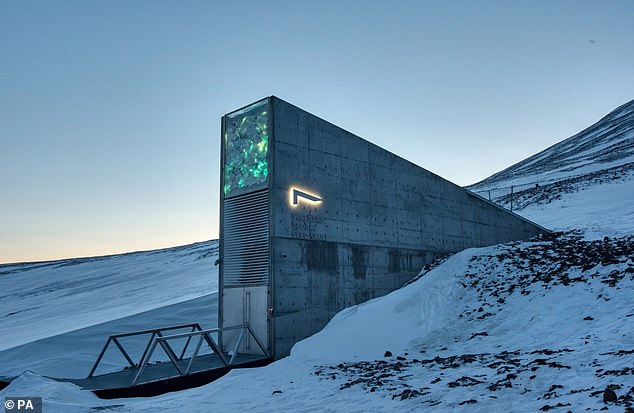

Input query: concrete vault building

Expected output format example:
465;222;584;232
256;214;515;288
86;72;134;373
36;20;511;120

219;96;548;359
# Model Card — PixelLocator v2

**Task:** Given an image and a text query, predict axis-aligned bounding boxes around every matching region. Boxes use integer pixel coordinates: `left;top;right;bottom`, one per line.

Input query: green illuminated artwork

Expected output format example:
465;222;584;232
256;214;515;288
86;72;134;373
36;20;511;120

224;99;270;197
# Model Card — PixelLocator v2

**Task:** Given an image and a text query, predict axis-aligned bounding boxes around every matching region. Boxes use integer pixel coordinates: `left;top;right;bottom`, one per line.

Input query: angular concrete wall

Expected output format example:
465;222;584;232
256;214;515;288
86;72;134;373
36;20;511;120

267;97;548;358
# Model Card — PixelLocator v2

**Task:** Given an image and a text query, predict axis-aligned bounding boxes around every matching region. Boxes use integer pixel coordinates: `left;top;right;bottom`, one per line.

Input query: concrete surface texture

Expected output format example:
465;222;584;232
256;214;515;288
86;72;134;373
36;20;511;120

221;96;548;359
268;97;547;358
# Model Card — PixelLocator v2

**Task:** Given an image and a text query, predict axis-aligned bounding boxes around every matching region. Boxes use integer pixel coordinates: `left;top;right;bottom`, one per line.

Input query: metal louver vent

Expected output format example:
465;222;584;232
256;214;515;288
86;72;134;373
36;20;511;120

222;189;269;286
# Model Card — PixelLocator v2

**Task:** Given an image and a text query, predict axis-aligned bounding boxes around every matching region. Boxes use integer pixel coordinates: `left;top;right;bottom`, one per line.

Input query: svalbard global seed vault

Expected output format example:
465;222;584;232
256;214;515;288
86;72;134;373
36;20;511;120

0;96;552;399
219;96;549;360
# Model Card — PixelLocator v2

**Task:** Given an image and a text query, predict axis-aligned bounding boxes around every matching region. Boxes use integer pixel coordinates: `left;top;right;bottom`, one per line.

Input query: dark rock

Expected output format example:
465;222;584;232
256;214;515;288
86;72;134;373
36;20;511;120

539;403;571;411
584;316;594;320
543;384;564;399
392;389;422;400
468;331;489;340
384;351;392;357
603;387;617;403
447;376;483;388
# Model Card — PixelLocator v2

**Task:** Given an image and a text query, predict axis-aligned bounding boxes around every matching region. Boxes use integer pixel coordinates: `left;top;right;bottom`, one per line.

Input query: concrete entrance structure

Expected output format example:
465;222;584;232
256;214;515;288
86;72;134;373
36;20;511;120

219;96;548;359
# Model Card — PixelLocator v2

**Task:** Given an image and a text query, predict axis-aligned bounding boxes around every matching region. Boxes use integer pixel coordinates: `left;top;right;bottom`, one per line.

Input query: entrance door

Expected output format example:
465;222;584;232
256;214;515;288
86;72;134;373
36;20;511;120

220;189;270;355
221;286;268;355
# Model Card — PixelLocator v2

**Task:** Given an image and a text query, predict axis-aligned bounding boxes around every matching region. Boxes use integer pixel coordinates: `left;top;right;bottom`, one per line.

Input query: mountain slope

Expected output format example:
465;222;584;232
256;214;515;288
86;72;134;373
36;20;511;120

0;241;218;351
467;99;634;239
470;99;634;190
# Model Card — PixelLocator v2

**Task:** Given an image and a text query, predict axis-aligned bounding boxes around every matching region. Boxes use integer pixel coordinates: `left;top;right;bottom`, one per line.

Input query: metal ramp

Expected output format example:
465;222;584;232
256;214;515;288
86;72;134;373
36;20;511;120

59;323;271;398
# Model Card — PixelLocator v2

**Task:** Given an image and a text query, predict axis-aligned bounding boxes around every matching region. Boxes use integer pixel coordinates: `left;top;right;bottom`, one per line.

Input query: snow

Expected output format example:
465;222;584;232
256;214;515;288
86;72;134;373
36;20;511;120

5;235;629;412
0;241;218;352
521;176;634;239
469;154;634;192
2;373;101;413
290;250;472;364
469;99;634;191
0;294;216;379
1;105;633;411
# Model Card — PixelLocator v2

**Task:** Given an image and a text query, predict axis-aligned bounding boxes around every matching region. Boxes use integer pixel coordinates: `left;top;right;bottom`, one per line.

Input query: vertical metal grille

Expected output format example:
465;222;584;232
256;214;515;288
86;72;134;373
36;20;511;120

222;189;269;286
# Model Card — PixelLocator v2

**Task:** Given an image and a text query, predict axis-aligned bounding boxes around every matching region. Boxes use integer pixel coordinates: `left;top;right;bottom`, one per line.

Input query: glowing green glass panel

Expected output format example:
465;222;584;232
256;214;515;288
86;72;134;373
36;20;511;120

224;100;269;197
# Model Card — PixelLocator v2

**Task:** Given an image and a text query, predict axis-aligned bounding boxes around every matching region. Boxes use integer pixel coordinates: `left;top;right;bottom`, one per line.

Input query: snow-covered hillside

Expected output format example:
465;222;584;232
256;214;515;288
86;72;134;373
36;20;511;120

470;99;634;190
1;101;633;412
468;99;634;239
0;241;218;351
3;233;631;412
0;294;217;379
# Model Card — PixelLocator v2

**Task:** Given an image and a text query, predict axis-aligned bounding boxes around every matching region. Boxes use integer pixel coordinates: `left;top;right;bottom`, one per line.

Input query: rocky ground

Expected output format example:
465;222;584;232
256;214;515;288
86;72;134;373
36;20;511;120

315;233;634;412
492;163;634;211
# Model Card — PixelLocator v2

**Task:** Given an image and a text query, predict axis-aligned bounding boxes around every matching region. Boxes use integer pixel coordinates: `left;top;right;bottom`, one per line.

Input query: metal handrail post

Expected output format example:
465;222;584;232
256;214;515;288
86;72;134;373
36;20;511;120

132;338;159;386
205;332;229;366
112;337;136;369
157;338;185;376
88;337;112;377
156;331;182;362
510;185;514;212
184;334;205;375
246;325;270;358
203;330;218;351
137;332;156;369
229;329;245;365
179;325;198;359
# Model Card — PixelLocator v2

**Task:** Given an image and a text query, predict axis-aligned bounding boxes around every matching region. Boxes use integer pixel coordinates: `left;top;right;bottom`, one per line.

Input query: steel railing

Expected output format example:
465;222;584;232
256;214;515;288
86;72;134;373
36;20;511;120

88;323;269;386
468;182;544;212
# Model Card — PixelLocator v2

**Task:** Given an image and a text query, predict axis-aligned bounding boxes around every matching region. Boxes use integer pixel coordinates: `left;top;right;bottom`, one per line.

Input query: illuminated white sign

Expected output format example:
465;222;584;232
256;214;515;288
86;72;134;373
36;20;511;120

289;187;322;207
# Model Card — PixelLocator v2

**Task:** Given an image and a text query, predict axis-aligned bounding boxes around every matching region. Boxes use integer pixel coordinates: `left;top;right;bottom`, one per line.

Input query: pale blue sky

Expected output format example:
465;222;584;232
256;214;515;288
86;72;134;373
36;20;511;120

1;0;633;263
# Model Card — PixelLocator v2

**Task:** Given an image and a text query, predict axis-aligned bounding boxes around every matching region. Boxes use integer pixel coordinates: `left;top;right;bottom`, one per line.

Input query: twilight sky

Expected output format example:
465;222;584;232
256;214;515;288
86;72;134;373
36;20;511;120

1;0;633;264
